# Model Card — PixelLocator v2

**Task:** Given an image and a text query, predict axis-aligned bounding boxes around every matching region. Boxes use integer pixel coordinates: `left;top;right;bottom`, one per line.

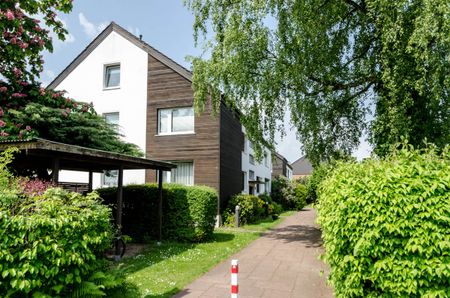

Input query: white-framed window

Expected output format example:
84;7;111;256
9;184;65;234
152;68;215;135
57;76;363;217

249;154;255;165
249;170;255;180
265;178;270;193
162;161;194;186
104;112;120;131
104;64;120;88
102;170;118;187
102;112;120;186
158;107;194;135
264;152;268;167
242;171;247;192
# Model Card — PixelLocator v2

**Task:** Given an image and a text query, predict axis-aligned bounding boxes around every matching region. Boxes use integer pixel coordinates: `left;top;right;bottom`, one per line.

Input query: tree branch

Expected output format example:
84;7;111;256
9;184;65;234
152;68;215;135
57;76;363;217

343;0;367;13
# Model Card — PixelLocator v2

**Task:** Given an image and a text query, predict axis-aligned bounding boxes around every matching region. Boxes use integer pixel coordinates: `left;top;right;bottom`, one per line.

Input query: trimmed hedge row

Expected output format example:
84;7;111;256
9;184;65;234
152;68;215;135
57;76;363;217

317;146;450;297
96;184;217;242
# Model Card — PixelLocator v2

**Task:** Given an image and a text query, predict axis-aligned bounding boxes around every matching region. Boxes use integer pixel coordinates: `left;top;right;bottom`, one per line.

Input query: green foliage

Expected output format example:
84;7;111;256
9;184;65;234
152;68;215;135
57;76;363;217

185;0;450;163
293;182;307;210
0;147;20;208
97;184;218;242
271;175;294;208
317;145;450;297
0;82;142;156
0;188;115;297
223;194;266;226
306;163;332;204
271;202;283;216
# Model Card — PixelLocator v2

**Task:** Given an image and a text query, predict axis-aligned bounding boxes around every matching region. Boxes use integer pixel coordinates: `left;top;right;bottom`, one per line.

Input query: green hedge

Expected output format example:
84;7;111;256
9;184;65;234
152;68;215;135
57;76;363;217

0;188;114;297
317;145;450;297
223;194;269;226
96;184;217;242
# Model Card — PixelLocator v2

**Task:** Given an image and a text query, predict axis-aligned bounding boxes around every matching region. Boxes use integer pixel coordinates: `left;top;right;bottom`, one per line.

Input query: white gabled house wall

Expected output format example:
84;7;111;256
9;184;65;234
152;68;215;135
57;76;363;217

55;31;148;188
241;127;272;196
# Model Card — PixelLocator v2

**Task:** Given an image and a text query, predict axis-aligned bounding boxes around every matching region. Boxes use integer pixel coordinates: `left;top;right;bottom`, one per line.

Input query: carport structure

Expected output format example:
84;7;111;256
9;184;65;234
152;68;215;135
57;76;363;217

0;138;176;258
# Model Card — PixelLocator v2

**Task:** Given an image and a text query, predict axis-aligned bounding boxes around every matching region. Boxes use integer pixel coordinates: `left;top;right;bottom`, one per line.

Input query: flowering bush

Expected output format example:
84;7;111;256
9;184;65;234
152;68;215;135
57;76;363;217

17;177;53;196
0;0;73;82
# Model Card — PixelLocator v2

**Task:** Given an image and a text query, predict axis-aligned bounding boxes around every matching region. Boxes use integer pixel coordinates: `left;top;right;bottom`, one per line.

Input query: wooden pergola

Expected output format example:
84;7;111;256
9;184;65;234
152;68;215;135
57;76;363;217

0;138;176;258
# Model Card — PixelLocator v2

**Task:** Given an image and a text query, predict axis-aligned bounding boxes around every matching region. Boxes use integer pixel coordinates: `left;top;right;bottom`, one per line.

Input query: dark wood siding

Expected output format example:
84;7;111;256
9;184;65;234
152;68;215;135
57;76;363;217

145;55;220;195
219;105;244;211
272;155;287;179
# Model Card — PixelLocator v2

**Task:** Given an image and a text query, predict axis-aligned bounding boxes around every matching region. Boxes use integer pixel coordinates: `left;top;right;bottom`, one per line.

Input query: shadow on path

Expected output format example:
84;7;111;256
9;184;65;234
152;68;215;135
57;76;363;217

262;224;323;248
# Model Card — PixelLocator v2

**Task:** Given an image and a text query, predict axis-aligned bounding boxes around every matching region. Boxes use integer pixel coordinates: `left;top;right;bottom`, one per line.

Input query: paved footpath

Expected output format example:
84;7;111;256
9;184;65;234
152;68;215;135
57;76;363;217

173;208;334;298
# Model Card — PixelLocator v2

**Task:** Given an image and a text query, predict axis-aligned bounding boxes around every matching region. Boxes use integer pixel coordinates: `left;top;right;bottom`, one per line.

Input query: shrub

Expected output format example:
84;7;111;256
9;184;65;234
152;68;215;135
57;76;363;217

305;162;331;204
97;184;217;242
0;188;114;297
271;202;283;215
272;176;307;210
223;194;266;226
317;145;450;297
271;175;296;209
293;182;307;210
17;177;54;196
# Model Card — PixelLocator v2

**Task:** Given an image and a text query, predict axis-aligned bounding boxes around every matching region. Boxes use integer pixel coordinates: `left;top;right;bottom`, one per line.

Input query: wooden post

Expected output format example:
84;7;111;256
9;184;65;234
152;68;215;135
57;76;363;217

52;157;60;185
158;169;163;244
88;170;93;192
115;166;124;258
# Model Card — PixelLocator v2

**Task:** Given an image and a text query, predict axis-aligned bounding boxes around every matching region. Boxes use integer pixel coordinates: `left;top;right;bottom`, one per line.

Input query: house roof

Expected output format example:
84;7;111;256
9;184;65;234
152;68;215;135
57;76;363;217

48;22;192;89
0;138;176;172
291;156;313;175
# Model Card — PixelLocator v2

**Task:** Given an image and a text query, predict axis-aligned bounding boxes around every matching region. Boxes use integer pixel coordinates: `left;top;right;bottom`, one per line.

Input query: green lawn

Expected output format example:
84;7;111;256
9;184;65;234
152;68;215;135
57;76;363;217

109;211;294;297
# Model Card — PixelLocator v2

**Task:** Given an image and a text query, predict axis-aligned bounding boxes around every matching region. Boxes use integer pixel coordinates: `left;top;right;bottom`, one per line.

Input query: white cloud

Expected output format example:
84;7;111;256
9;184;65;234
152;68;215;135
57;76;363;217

45;70;55;80
78;13;108;38
127;25;141;37
57;18;75;44
41;69;56;87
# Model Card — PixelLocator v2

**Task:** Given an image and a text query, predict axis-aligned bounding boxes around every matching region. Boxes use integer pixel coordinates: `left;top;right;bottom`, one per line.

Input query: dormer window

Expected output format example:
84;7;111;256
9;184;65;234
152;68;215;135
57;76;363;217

104;64;120;88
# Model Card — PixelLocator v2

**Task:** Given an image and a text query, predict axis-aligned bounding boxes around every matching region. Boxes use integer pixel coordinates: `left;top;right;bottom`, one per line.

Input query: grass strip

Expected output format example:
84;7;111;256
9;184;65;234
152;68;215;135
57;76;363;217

110;211;294;297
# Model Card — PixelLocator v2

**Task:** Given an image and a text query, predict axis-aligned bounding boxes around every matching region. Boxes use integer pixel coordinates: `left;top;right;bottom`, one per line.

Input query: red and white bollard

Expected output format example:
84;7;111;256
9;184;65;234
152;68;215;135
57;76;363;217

231;259;238;298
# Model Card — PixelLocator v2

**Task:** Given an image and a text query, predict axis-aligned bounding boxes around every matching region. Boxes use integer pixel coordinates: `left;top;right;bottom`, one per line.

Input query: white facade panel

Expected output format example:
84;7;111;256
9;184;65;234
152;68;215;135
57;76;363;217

241;128;272;196
56;31;148;188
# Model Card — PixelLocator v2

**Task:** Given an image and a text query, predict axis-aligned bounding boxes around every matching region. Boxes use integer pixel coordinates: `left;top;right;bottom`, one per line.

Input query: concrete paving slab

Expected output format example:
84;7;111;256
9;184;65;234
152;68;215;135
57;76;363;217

174;208;334;297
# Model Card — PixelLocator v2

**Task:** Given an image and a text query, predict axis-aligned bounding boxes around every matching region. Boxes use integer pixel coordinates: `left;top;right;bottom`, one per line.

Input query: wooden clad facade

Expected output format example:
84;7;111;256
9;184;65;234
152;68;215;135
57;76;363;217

272;152;291;179
219;105;244;210
49;22;247;213
145;54;222;199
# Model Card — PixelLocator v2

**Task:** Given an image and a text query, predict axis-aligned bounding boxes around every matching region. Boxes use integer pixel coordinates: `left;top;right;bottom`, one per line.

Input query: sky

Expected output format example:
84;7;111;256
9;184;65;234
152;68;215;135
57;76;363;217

41;0;372;163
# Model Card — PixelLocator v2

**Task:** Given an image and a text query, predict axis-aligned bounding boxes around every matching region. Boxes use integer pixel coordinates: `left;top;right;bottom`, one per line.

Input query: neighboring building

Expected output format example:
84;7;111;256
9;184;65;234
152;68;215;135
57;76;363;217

272;152;293;180
49;22;271;214
291;156;313;179
241;135;272;196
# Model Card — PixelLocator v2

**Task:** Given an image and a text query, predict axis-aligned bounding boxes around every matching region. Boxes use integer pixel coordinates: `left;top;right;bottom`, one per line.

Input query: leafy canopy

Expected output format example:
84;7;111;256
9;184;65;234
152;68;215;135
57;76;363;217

185;0;450;164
